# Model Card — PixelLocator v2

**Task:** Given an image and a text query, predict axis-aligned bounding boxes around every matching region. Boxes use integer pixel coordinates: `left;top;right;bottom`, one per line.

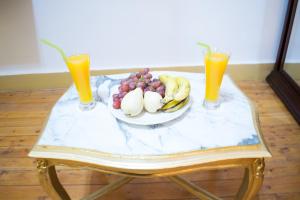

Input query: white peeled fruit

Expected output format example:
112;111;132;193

144;91;163;113
121;88;144;117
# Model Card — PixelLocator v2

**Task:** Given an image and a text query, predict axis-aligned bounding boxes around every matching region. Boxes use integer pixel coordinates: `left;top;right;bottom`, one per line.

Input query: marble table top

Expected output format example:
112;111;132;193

33;71;269;158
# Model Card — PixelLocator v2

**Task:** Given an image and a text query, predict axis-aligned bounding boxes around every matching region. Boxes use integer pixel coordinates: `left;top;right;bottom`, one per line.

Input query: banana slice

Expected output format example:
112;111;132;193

163;97;189;113
161;99;182;110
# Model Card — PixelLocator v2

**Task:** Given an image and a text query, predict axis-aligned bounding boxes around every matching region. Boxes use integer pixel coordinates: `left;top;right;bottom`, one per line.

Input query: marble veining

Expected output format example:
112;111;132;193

37;72;260;155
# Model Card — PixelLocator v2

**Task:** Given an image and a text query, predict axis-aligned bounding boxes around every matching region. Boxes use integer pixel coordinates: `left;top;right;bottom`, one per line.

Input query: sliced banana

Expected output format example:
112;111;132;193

161;99;182;110
164;97;189;113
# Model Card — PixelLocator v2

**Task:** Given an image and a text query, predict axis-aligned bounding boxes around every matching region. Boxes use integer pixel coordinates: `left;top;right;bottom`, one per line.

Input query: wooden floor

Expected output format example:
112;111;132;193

0;81;299;200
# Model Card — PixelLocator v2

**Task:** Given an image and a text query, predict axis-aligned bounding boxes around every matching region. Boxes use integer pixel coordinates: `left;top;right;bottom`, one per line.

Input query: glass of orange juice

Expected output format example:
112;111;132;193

203;50;230;109
41;39;95;111
66;54;96;111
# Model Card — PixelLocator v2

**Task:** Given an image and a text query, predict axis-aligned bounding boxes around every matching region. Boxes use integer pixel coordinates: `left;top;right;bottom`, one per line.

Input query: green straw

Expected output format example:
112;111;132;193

197;42;212;55
41;39;67;63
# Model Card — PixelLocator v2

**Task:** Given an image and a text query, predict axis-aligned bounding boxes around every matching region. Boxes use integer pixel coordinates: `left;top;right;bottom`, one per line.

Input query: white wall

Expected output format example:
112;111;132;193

0;0;293;75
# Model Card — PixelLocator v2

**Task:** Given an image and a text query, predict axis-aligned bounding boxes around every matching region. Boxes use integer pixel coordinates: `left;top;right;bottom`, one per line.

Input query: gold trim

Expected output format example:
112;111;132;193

236;158;265;200
37;159;71;200
254;158;265;178
31;142;264;161
36;159;48;173
29;148;270;177
41;158;257;178
37;158;264;199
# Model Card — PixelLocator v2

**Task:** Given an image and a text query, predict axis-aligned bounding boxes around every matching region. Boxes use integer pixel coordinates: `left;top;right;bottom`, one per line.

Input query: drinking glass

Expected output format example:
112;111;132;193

66;54;96;111
203;50;230;109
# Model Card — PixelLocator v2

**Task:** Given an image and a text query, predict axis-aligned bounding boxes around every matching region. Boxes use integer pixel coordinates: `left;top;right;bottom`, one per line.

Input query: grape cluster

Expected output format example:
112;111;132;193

113;68;165;109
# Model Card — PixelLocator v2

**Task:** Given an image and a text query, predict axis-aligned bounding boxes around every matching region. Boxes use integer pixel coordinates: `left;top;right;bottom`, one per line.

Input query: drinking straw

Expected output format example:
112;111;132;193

197;42;212;55
41;39;67;63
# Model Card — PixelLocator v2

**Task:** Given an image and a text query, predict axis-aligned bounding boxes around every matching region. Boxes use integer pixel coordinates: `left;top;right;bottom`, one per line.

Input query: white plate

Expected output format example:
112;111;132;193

108;86;192;125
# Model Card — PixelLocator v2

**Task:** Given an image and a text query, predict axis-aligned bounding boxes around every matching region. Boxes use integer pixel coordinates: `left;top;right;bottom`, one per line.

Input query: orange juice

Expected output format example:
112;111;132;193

66;54;93;104
204;52;229;101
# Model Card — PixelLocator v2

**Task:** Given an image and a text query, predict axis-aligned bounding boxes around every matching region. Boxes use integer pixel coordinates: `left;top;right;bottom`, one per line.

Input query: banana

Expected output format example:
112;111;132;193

164;97;189;113
159;75;178;103
160;99;182;110
173;77;190;101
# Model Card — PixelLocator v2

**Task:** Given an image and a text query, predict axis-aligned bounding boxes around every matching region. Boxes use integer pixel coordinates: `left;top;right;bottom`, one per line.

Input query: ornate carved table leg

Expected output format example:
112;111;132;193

236;158;265;200
37;159;71;200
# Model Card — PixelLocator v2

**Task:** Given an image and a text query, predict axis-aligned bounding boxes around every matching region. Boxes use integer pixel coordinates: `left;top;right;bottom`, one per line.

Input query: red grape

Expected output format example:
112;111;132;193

137;82;146;89
145;79;151;84
147;86;155;92
132;77;138;82
144;68;150;74
113;99;121;109
157;85;165;91
151;81;161;89
120;83;129;92
156;85;165;97
157;90;165;97
144;87;150;93
140;68;150;75
118;91;127;98
136;72;142;78
144;73;152;79
113;94;119;101
129;82;136;90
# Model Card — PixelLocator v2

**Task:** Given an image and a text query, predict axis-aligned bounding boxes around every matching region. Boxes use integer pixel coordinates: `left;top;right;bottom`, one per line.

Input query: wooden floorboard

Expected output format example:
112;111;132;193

0;81;299;200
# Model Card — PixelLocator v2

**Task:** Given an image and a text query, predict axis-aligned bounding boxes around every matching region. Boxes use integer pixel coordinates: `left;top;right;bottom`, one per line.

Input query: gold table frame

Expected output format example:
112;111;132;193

34;156;265;200
29;77;271;199
30;114;270;200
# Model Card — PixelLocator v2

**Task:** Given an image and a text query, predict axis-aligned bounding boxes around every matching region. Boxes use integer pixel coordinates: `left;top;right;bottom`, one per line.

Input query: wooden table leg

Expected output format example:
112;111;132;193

236;158;265;200
37;159;71;200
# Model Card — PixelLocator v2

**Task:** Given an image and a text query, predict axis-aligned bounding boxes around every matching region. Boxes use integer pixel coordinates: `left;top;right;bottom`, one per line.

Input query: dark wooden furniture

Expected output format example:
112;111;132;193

266;0;300;124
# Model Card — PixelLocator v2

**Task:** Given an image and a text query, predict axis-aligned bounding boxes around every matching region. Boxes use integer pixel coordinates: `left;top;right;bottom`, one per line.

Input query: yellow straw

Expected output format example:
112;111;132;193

41;39;67;63
197;42;212;55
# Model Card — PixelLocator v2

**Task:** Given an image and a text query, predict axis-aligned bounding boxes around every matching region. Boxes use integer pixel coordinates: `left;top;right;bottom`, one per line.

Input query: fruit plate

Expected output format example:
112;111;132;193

108;87;192;126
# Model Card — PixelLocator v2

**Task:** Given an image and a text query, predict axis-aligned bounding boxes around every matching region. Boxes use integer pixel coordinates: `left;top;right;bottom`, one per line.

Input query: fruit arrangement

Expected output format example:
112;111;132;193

112;68;191;117
112;68;165;109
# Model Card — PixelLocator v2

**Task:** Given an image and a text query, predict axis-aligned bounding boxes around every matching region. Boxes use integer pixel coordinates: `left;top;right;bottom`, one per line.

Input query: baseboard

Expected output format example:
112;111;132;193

0;64;274;91
284;63;300;81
